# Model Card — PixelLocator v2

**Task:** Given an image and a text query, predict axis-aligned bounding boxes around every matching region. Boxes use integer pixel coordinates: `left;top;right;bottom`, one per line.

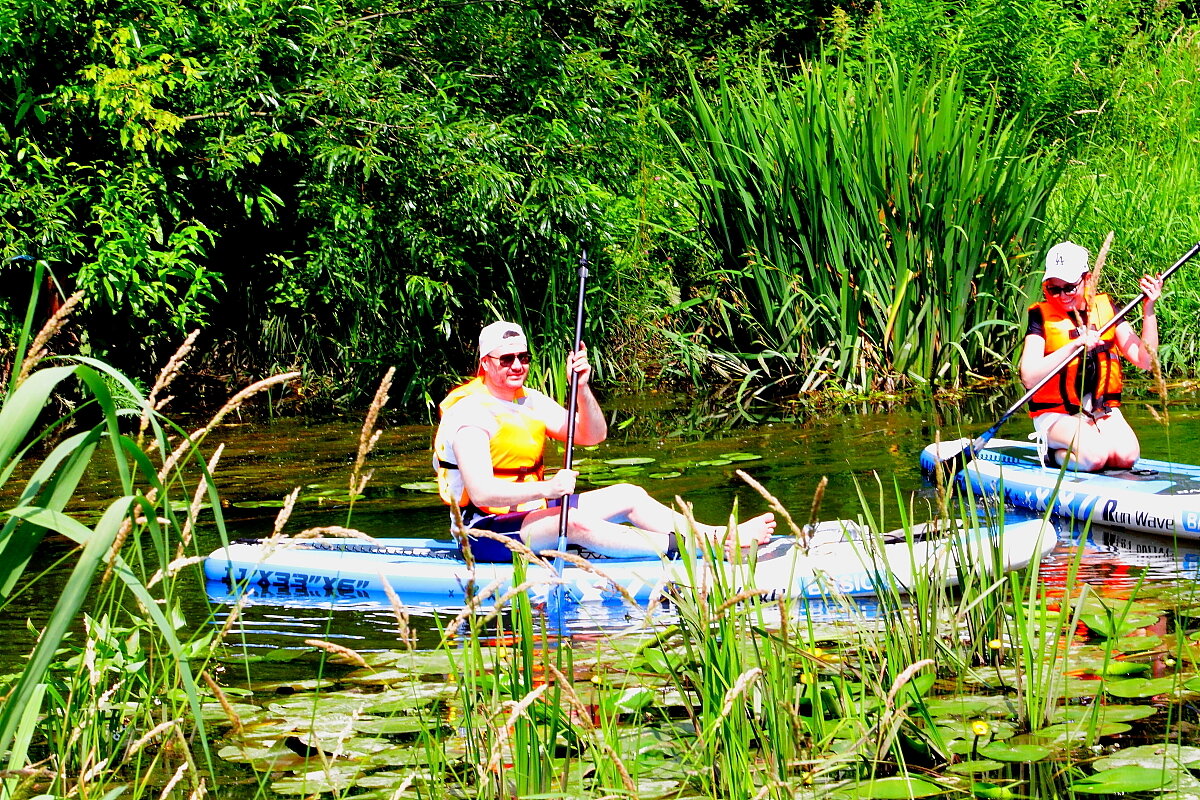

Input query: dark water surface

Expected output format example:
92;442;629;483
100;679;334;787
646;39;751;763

6;384;1200;661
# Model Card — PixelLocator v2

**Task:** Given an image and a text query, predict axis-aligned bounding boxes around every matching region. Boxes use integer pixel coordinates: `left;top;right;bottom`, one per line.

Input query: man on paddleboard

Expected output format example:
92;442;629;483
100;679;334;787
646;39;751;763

1020;241;1163;472
433;321;775;562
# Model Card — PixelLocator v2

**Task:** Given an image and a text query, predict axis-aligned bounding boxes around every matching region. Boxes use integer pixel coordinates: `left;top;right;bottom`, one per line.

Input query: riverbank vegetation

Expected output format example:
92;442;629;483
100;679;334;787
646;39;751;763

2;0;1200;413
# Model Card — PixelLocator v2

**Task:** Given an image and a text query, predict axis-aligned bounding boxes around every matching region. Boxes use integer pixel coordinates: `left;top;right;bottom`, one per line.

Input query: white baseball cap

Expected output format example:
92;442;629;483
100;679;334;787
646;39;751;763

478;321;527;358
1043;241;1090;283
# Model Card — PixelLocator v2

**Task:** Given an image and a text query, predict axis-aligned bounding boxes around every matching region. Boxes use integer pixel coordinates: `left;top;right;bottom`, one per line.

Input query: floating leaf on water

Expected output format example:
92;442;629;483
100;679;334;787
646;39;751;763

354;716;430;735
1032;720;1132;743
977;742;1052;763
835;775;946;798
231;499;287;508
1093;743;1200;772
600;687;656;715
693;459;733;467
400;481;440;493
946;760;1006;775
272;766;363;795
1115;634;1163;652
1055;704;1157;724
1070;765;1173;794
603;457;656;466
1080;611;1161;639
611;466;648;475
719;452;762;461
969;782;1019;799
648;471;683;479
1105;676;1180;698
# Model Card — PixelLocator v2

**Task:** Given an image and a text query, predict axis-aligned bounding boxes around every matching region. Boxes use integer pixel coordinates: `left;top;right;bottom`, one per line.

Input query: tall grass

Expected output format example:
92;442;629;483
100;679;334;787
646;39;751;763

0;292;295;797
668;56;1062;392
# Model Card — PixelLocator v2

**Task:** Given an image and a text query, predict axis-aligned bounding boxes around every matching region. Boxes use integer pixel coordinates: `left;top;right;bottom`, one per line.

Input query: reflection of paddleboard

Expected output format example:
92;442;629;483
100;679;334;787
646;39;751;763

203;516;1057;607
1085;526;1200;575
922;438;1200;539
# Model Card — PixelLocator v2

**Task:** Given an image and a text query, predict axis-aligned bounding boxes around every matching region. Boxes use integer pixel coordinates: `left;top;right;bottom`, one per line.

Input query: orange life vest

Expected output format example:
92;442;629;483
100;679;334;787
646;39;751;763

1028;294;1124;417
433;378;547;515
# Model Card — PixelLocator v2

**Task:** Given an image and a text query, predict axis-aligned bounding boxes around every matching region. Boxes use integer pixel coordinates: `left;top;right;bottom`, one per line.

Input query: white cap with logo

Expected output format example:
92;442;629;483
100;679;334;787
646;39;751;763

478;321;527;358
1043;241;1090;283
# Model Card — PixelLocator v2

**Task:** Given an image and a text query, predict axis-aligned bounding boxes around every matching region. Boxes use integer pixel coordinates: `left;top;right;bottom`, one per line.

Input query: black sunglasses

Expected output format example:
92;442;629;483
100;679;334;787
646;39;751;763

1046;280;1082;297
489;351;532;368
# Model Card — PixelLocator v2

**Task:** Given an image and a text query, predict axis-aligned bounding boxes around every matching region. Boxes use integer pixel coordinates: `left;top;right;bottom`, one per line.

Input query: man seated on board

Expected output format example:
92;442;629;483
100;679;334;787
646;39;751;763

1020;241;1163;472
433;320;776;562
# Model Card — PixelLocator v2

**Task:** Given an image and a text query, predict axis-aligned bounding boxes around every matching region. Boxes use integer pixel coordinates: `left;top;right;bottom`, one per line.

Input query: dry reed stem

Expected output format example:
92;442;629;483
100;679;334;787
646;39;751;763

305;638;369;668
449;502;475;570
440;579;504;644
484;683;550;775
714;589;772;617
884;659;936;710
1087;230;1115;306
545;662;637;795
387;775;416;800
146;555;206;588
176;443;224;559
187;776;208;800
735;469;803;540
351;367;394;497
380;577;417;649
126;720;181;759
15;290;83;386
138;329;200;446
294;525;376;541
157;762;189;800
156;372;300;486
201;670;244;735
272;487;301;537
1149;348;1170;426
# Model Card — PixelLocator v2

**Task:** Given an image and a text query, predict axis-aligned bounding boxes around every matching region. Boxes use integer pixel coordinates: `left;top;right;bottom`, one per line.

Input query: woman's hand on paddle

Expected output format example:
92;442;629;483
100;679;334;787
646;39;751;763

567;343;592;387
1140;274;1163;309
545;469;578;499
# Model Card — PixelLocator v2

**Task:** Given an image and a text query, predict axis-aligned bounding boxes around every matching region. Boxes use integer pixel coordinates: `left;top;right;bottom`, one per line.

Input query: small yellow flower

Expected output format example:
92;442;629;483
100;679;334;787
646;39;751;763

988;639;1002;650
970;720;991;737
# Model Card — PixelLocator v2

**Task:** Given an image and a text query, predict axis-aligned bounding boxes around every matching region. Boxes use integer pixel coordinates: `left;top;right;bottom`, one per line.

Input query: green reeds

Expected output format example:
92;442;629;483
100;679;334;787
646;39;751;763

0;288;296;797
669;55;1061;390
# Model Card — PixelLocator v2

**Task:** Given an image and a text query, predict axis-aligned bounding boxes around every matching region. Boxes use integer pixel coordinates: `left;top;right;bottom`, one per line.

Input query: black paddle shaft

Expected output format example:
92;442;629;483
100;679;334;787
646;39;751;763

556;252;589;548
945;240;1200;472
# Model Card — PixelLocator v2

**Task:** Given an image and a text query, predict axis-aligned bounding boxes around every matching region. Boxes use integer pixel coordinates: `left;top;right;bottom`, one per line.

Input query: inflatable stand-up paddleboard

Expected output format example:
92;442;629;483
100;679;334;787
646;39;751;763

922;438;1200;539
204;515;1056;609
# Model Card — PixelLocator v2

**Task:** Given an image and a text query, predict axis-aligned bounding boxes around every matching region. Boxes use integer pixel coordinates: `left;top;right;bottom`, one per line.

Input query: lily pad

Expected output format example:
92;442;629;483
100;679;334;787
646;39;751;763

231;499;287;508
977;742;1052;763
1094;744;1200;771
835;776;946;798
399;482;440;493
1071;765;1173;794
1105;676;1180;698
648;471;683;479
693;459;733;467
946;760;1006;775
1080;611;1161;639
1055;704;1157;724
600;687;656;715
603;457;656;466
719;452;763;462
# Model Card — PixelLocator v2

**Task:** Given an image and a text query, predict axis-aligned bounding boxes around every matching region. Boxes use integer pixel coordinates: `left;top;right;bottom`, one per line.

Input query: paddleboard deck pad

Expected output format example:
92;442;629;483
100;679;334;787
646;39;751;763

204;516;1056;608
922;437;1200;538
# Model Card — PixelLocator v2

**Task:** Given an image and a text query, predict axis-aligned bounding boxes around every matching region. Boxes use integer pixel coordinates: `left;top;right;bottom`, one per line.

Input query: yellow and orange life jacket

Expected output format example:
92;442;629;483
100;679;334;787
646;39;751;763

433;377;547;515
1028;294;1124;417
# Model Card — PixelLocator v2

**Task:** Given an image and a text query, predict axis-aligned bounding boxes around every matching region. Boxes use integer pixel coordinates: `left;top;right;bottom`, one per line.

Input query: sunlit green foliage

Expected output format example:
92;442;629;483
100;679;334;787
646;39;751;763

670;58;1059;391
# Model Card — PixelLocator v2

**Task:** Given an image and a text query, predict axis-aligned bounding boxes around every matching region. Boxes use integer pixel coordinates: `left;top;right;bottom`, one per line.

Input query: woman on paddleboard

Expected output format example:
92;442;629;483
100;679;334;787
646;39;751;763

432;321;775;562
1020;241;1163;472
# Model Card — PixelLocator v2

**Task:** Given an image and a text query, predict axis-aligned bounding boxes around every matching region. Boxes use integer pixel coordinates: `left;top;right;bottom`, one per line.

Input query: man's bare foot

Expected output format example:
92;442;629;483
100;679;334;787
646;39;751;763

723;513;776;557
